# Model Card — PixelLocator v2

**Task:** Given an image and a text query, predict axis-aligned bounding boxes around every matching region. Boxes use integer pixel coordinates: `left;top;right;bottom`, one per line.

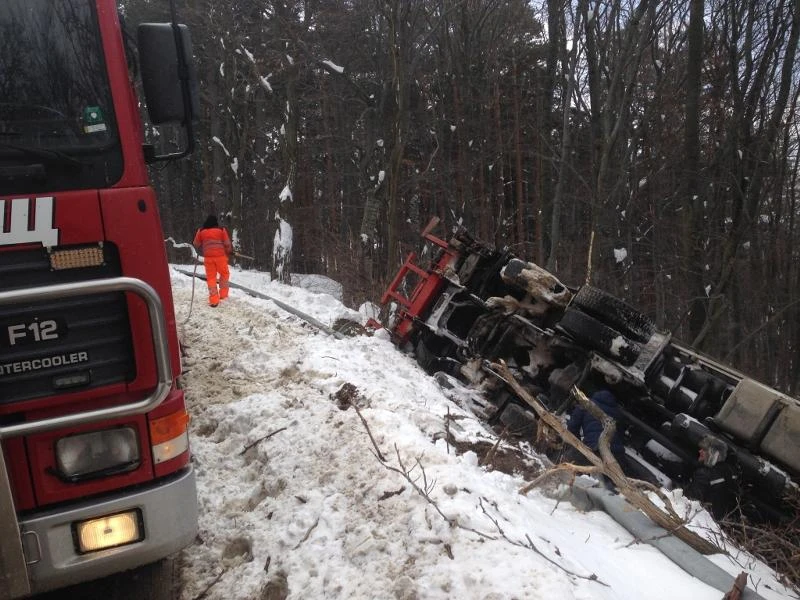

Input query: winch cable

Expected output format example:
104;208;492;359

174;267;344;339
164;238;200;324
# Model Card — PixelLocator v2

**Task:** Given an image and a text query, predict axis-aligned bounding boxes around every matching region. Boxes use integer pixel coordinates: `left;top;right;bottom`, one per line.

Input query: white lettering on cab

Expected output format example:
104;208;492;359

0;197;58;247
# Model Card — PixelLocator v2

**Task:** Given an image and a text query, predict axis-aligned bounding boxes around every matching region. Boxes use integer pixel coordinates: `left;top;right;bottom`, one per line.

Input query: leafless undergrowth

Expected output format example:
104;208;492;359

718;494;800;594
336;382;607;586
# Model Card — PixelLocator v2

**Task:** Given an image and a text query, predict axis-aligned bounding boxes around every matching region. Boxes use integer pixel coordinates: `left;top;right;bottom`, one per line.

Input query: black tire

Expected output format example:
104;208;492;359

31;558;178;600
415;335;443;373
121;558;179;600
497;402;537;437
333;318;367;336
571;285;655;343
557;307;641;365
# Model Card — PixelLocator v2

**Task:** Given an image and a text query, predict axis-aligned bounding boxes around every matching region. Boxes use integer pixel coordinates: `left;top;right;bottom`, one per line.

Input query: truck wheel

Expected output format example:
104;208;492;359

117;558;179;600
31;558;179;600
557;308;640;365
571;285;655;343
414;338;436;373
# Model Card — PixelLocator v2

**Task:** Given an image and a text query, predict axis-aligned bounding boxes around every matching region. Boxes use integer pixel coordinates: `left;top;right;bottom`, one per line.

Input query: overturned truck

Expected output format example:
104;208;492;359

380;218;799;523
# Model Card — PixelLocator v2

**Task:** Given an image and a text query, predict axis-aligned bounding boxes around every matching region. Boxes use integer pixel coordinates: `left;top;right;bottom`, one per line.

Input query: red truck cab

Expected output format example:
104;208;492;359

0;1;198;597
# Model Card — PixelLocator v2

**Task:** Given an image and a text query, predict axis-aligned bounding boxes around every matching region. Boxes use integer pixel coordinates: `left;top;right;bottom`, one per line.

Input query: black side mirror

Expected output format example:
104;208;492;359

137;23;199;125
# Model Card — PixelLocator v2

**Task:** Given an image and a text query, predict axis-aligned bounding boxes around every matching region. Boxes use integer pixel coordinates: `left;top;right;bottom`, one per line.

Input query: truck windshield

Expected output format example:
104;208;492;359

0;0;123;194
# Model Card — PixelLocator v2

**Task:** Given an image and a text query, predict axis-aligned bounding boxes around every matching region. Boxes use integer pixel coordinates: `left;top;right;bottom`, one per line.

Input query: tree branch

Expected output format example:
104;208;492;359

492;360;720;555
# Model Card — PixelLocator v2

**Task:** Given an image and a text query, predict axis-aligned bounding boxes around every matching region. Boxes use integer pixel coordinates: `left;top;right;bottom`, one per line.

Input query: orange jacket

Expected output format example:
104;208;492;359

193;227;232;258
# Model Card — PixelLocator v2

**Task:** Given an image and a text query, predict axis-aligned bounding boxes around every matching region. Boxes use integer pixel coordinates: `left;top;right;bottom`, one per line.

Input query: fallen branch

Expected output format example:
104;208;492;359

350;392;618;584
723;572;748;600
519;463;601;495
348;398;387;462
492;360;720;556
350;398;495;539
239;427;287;455
479;426;509;469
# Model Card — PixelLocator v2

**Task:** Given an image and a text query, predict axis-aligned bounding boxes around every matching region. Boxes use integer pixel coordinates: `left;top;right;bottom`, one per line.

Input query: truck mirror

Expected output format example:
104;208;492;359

137;23;199;125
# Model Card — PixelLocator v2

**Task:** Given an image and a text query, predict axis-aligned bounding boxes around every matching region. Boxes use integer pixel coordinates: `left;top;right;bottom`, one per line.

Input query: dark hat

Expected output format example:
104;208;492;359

203;214;219;228
698;435;727;466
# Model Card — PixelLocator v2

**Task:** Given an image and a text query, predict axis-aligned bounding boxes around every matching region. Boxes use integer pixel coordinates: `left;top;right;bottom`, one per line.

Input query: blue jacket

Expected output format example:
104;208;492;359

566;391;625;455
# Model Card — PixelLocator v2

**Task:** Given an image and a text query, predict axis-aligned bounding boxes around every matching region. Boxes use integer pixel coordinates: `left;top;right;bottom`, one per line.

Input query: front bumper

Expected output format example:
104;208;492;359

20;466;197;595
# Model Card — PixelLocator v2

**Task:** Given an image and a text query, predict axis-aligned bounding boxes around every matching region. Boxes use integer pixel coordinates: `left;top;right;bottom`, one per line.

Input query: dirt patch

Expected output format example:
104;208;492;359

448;436;543;481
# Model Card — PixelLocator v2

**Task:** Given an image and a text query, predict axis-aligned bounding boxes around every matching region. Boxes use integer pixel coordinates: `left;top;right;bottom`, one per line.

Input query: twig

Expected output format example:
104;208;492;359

480;426;509;469
389;445;456;527
445;406;451;455
349;399;386;462
623;523;691;548
477;497;608;585
239;427;287;455
191;569;227;600
355;405;495;540
378;487;405;501
527;534;607;585
519;463;600;495
292;516;320;550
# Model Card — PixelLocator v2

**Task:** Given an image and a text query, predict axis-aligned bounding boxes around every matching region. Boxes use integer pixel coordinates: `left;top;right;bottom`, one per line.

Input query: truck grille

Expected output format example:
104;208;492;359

0;244;135;405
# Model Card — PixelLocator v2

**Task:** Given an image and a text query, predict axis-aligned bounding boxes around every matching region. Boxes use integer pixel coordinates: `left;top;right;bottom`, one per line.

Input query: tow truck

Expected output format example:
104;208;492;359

0;1;198;596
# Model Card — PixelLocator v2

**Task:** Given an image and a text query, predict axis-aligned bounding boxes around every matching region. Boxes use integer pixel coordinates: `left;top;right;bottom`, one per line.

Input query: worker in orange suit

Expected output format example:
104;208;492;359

193;214;233;307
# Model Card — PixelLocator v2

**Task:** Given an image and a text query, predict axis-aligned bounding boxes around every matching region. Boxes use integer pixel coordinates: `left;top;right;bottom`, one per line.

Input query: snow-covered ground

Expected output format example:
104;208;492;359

171;265;794;600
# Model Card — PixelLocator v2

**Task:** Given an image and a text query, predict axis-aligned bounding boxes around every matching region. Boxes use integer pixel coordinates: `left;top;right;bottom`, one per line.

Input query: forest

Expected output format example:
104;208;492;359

119;0;800;395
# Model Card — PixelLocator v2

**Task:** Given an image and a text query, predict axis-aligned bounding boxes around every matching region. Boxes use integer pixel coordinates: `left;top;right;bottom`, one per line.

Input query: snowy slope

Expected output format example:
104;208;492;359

171;265;793;600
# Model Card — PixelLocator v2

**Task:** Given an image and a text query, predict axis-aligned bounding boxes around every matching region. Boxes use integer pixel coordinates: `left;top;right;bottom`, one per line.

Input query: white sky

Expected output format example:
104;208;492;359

169;265;793;600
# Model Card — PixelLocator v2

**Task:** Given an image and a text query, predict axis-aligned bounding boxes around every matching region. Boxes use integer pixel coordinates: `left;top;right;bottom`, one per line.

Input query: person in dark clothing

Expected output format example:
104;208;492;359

563;390;635;483
686;435;739;520
566;390;626;457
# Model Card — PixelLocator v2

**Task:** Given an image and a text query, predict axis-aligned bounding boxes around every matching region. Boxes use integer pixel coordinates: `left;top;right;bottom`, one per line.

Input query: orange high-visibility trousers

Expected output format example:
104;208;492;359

203;255;230;305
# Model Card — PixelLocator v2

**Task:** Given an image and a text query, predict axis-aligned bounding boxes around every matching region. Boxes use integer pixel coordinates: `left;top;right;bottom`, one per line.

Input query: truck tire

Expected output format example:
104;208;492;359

120;558;179;600
497;402;537;437
31;558;179;600
557;308;640;365
571;285;655;343
415;337;438;373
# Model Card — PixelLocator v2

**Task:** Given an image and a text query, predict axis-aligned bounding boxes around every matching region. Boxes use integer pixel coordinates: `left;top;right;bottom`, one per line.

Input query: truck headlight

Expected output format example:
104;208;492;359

55;428;140;481
75;510;142;553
